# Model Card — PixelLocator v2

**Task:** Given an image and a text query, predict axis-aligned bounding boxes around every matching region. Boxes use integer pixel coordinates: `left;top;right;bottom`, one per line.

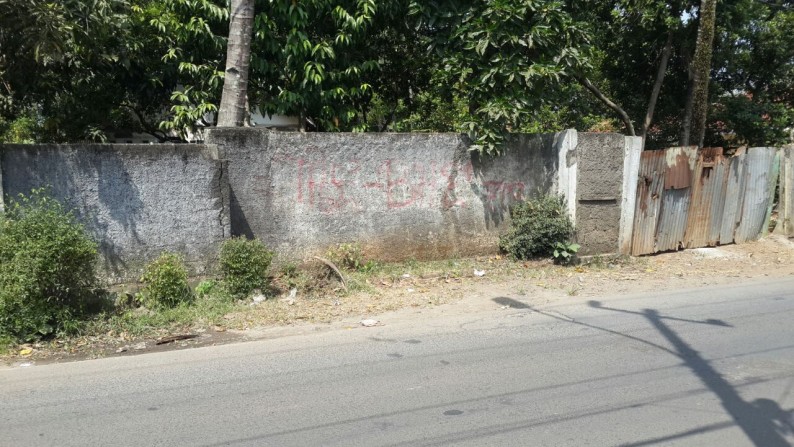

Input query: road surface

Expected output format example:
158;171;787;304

2;277;794;446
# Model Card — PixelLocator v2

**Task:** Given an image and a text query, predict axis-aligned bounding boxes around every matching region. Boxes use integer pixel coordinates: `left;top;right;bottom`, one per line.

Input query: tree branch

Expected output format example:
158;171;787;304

576;75;636;136
120;104;168;142
641;30;674;140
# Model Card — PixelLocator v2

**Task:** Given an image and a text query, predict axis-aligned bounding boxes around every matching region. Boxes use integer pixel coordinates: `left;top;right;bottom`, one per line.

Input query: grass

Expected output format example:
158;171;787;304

84;289;240;338
1;253;605;361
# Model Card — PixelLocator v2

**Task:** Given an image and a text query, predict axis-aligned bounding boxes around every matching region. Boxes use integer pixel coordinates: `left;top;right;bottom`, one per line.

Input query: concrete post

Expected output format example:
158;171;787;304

618;136;643;254
774;145;793;236
555;129;578;222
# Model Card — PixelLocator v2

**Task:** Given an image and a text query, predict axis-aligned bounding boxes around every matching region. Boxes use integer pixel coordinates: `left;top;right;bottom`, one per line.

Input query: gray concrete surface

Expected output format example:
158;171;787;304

0;144;229;281
2;278;792;446
575;132;631;255
205;129;562;261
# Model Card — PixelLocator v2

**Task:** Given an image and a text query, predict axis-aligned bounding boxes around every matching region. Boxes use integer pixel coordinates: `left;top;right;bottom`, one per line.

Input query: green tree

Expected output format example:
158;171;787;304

408;0;590;154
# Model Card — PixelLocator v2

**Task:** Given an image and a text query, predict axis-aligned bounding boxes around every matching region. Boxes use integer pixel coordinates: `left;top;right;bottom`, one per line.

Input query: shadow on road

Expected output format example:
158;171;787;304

497;296;792;446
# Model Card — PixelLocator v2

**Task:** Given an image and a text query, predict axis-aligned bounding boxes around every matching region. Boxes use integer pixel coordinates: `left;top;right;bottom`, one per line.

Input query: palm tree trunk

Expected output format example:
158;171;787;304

682;0;717;147
217;0;255;127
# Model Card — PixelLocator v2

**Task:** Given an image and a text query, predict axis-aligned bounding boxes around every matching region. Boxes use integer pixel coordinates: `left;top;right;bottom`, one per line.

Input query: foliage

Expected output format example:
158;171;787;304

326;242;376;272
194;279;218;298
553;241;581;265
140;253;193;309
499;195;575;260
0;189;99;342
409;0;590;154
708;1;794;146
90;286;237;337
219;237;273;298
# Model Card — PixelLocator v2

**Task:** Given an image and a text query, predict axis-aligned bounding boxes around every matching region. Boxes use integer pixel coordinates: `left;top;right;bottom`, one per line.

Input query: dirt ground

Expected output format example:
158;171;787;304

4;235;793;367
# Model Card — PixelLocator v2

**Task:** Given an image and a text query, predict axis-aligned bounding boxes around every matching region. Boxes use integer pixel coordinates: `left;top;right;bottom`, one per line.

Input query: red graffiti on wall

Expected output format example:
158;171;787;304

284;156;521;213
296;159;362;213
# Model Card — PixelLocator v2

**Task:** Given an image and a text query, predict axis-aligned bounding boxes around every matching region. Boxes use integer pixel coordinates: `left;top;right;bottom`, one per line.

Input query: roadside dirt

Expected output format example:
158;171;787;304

4;235;793;367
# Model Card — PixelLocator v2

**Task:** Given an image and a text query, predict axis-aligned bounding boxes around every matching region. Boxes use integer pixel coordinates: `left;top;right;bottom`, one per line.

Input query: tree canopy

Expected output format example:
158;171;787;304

0;0;791;149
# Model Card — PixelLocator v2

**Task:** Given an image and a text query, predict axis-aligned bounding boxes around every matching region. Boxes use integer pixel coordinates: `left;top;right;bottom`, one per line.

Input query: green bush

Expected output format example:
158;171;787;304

194;279;218;298
140;253;193;308
499;194;576;260
326;242;376;272
0;189;99;341
219;237;273;298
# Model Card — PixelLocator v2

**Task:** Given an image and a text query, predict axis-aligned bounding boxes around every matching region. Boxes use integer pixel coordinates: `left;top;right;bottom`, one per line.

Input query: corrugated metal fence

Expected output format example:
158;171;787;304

631;146;780;256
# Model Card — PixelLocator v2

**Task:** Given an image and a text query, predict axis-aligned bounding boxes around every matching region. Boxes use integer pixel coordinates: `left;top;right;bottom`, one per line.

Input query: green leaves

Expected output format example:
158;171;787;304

410;0;590;154
0;189;99;341
140;253;193;309
219;237;273;299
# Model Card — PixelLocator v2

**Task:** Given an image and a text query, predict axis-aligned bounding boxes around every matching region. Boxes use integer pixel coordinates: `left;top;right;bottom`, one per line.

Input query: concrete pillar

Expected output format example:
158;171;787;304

774;145;793;236
618;137;643;254
555;129;578;222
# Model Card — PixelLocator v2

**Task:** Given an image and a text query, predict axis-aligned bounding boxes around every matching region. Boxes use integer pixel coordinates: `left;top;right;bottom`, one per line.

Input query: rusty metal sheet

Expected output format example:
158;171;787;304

719;154;747;243
735;147;778;243
663;146;698;190
684;148;725;248
631;151;667;255
654;147;697;251
707;158;729;245
655;188;690;252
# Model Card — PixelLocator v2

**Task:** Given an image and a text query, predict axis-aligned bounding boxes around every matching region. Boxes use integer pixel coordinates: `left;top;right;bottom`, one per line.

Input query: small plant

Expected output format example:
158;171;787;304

195;280;218;298
0;189;99;341
553;241;581;265
219;237;273;298
326;243;377;272
499;194;575;260
140;253;193;308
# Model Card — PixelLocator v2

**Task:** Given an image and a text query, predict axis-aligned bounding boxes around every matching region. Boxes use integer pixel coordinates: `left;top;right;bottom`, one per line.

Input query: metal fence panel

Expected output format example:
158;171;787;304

631;151;667;255
684;148;724;248
654;147;696;252
719;153;747;244
735;147;778;243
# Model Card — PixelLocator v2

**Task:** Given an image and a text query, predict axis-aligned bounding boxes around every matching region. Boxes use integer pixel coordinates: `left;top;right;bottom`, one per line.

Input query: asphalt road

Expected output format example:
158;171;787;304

2;278;794;446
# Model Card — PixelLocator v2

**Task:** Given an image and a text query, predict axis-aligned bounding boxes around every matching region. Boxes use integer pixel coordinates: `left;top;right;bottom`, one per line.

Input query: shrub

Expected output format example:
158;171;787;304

0;189;99;341
326;242;376;272
219;237;273;298
499;194;576;260
195;279;218;298
140;253;193;308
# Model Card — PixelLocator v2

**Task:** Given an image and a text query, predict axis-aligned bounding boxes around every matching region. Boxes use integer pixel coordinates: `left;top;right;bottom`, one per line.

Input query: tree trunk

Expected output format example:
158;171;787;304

682;0;717;147
217;0;255;127
641;30;675;142
679;71;695;146
576;75;636;136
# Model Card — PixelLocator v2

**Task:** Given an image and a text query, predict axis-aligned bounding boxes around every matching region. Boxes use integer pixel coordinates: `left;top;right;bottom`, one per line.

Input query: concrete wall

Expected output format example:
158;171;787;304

0;144;229;281
1;131;636;281
205;129;564;261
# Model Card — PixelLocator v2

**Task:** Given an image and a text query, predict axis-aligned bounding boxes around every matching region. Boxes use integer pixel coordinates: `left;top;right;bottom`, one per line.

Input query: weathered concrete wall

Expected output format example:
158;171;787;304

574;133;635;255
0;144;229;281
205;129;560;261
1;131;634;280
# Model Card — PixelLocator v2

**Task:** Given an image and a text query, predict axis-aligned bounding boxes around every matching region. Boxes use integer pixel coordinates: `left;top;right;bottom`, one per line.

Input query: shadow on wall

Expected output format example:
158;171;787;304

470;134;558;229
85;151;144;274
493;295;793;447
229;187;254;239
14;148;144;276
